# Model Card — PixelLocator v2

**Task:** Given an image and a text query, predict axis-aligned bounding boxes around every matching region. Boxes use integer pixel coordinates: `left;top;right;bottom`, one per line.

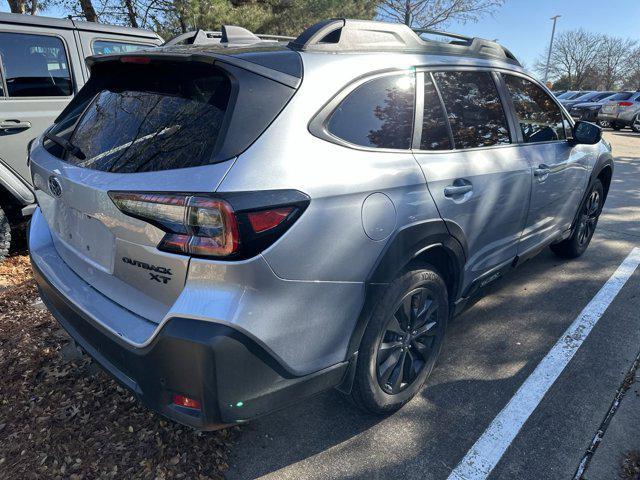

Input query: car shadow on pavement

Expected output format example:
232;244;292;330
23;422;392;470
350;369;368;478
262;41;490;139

226;228;638;479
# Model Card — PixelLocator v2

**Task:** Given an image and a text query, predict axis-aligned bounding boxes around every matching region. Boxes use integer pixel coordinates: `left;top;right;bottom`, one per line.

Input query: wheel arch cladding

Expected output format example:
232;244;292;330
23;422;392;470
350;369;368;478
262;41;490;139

596;164;613;200
345;219;466;360
592;152;613;200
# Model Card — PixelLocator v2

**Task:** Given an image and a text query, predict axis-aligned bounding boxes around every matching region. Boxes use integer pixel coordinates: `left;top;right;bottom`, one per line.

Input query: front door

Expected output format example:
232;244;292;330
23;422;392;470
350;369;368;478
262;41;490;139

0;28;81;184
413;70;532;293
500;73;589;255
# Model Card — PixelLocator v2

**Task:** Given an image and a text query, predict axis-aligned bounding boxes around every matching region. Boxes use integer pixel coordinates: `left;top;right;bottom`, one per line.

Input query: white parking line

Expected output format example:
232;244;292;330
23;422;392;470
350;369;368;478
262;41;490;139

448;247;640;480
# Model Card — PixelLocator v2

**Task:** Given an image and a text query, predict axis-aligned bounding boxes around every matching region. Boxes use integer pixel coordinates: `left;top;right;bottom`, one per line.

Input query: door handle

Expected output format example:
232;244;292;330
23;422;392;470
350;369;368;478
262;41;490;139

1;120;32;131
534;164;551;178
444;183;473;197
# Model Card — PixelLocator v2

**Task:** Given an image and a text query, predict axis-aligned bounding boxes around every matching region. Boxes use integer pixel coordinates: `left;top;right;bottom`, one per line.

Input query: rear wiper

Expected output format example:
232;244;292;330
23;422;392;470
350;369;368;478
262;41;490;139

44;132;87;160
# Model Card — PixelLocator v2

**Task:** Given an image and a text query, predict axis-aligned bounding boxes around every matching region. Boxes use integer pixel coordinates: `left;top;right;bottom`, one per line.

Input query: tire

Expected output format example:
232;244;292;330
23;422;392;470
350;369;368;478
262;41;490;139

0;205;11;263
611;122;623;131
550;179;604;259
596;120;610;129
631;115;640;133
351;266;448;414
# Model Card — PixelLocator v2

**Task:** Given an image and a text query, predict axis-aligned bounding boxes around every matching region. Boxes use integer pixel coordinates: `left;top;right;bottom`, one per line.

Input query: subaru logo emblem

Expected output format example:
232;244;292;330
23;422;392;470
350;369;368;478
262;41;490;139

48;176;63;197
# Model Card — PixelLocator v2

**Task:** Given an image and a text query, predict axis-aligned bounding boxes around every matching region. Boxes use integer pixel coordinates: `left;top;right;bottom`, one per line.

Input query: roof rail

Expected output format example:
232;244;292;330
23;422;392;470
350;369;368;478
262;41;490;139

289;19;521;66
164;26;295;47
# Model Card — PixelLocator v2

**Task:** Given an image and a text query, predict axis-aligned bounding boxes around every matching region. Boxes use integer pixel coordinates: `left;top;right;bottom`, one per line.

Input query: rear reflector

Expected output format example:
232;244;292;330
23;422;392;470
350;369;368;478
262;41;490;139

172;394;201;410
248;207;293;233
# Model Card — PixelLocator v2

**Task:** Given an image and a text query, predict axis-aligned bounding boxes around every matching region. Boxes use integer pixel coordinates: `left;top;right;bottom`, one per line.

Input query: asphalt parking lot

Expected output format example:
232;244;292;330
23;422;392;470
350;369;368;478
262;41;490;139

227;131;640;480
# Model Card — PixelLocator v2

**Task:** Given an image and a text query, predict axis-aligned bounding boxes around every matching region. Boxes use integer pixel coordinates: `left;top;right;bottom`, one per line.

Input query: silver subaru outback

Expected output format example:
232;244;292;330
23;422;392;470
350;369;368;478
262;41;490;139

28;19;613;429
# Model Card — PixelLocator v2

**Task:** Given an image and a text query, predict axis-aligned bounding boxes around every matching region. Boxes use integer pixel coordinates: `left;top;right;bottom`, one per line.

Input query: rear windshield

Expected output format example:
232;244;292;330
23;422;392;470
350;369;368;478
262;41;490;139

65;63;230;173
607;92;632;101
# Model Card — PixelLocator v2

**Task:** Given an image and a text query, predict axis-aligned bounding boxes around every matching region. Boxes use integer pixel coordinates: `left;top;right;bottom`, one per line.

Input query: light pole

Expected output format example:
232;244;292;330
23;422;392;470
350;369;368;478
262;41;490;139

544;15;561;84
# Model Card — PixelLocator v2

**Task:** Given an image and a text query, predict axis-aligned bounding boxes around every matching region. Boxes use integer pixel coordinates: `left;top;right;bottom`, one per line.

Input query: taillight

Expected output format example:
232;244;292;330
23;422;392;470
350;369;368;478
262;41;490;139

108;190;309;260
248;207;294;233
618;101;633;107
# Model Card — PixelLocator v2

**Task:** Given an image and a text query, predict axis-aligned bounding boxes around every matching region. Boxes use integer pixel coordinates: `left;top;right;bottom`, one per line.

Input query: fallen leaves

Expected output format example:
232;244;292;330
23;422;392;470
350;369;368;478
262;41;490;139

0;255;238;479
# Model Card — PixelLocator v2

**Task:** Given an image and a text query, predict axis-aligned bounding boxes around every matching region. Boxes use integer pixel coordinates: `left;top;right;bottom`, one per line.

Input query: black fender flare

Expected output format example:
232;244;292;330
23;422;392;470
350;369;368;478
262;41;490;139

591;151;614;191
569;152;614;231
342;219;466;373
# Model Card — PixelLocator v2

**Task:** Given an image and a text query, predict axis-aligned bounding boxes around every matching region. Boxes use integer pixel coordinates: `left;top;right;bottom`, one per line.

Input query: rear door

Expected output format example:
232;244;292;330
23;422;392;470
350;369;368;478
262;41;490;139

412;69;532;293
0;26;83;184
29;56;297;323
500;73;588;255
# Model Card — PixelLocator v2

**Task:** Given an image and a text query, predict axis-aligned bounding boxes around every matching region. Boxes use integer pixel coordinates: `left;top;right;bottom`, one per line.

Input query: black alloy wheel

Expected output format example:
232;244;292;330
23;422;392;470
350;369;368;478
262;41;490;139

576;188;601;247
376;287;440;394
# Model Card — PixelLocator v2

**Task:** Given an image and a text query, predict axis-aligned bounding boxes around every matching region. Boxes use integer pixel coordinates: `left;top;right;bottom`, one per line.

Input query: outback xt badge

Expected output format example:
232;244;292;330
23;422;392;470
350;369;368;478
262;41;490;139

122;257;172;284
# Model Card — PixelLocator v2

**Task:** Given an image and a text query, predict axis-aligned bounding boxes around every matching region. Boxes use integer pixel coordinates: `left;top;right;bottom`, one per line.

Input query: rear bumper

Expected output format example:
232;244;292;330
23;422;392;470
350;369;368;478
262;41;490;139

598;112;633;125
29;210;349;429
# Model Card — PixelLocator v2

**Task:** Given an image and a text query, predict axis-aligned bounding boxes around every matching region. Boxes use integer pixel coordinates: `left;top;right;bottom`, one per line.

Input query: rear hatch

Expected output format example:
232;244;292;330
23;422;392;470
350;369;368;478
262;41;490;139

29;49;300;322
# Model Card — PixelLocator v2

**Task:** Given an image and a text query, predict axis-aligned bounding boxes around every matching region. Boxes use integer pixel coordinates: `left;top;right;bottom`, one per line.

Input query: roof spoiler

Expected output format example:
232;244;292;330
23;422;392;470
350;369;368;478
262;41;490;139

164;26;295;47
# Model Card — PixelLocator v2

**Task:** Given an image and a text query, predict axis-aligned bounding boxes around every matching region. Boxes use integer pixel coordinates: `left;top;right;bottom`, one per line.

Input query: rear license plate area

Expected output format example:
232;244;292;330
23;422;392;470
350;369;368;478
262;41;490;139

51;202;115;272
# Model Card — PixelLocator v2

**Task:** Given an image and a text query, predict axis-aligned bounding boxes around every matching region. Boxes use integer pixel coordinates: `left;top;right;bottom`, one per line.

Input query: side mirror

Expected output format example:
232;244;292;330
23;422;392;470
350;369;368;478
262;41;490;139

572;121;601;145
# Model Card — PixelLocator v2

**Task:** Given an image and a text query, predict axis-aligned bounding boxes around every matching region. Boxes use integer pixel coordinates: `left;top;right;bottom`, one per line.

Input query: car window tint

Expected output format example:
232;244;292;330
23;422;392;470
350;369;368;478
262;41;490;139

0;33;72;97
327;73;415;149
421;74;451;150
433;71;510;149
607;92;632;101
67;63;231;173
93;40;152;55
504;74;566;143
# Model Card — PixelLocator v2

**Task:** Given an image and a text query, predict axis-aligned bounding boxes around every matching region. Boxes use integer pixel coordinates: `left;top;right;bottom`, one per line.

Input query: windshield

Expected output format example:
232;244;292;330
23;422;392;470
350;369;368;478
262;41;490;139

571;91;596;101
590;92;615;102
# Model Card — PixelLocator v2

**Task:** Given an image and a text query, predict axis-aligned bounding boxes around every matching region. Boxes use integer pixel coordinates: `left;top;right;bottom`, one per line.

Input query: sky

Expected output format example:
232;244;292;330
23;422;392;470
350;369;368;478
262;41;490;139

2;0;640;73
442;0;640;71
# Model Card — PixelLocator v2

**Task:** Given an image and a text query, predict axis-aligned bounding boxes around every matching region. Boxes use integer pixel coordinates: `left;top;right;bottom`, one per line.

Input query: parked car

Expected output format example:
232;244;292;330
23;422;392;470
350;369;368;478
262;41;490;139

0;12;162;260
569;91;630;123
559;90;609;109
552;89;567;96
598;91;640;132
28;19;613;429
557;90;589;100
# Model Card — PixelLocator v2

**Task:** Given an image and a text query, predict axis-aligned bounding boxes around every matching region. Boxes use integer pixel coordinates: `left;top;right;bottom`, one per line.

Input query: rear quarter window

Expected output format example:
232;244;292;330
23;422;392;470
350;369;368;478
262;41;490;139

326;73;415;150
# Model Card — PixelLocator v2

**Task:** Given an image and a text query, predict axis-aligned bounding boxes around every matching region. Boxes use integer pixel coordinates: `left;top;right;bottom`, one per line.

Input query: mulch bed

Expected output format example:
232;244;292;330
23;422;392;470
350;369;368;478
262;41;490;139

0;255;238;479
621;450;640;480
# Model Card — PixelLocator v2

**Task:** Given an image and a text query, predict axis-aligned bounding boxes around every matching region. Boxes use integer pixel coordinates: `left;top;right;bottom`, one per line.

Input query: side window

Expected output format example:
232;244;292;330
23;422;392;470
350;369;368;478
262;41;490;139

0;32;72;97
93;40;152;55
420;74;451;150
327;73;415;149
503;74;566;143
433;71;510;149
